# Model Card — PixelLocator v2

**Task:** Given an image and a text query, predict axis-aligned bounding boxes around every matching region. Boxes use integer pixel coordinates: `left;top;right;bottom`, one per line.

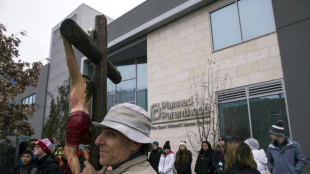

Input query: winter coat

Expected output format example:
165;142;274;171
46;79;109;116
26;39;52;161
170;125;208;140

7;160;34;174
266;138;307;174
29;154;59;174
158;151;175;174
223;165;260;174
8;151;35;174
149;148;162;173
195;149;214;174
106;155;156;174
212;150;225;173
175;150;192;174
251;149;267;174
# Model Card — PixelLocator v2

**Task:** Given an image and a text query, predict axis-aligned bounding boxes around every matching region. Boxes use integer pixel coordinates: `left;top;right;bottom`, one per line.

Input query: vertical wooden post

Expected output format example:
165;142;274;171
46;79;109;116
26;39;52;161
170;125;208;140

89;15;107;170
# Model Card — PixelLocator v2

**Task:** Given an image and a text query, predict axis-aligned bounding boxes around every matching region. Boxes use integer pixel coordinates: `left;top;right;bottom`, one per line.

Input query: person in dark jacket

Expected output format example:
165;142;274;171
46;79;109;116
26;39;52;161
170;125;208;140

175;140;192;174
267;120;307;174
195;140;214;174
30;138;59;174
7;149;35;174
58;149;85;174
149;141;162;173
212;137;227;174
223;142;260;174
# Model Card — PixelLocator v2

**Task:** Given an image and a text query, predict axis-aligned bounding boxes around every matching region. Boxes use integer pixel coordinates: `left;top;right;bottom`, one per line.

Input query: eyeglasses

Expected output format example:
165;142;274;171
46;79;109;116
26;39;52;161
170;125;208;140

34;145;41;149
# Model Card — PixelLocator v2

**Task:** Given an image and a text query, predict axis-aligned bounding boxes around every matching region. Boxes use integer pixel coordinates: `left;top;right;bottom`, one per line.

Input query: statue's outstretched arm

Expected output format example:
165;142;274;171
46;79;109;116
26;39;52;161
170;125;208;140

61;36;83;86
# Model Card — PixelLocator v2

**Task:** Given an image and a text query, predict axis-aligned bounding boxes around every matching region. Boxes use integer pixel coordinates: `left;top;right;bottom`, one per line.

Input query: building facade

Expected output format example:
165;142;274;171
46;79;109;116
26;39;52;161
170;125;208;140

106;0;310;172
14;64;49;140
17;0;309;172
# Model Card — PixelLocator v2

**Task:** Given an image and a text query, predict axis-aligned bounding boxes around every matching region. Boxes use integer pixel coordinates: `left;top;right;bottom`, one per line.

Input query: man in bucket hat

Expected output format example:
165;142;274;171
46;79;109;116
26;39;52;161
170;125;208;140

82;103;156;174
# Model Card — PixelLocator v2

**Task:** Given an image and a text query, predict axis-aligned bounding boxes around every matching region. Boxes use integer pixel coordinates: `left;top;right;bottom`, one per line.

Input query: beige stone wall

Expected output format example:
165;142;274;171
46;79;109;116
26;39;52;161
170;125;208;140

147;0;282;169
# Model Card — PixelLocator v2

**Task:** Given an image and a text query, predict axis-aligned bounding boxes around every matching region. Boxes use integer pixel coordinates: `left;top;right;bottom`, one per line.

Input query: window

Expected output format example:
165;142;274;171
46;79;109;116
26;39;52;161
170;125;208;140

218;100;250;142
80;56;148;111
210;0;276;50
108;56;148;111
22;94;36;104
249;94;289;150
217;80;290;150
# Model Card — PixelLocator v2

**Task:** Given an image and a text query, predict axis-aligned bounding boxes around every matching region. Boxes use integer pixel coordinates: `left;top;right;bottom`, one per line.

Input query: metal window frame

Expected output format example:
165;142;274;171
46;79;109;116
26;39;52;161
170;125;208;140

110;56;148;108
209;0;277;52
216;79;292;139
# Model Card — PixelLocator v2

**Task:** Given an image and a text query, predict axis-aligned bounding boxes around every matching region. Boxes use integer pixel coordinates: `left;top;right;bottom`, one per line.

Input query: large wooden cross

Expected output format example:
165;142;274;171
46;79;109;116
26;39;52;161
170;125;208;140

60;15;122;170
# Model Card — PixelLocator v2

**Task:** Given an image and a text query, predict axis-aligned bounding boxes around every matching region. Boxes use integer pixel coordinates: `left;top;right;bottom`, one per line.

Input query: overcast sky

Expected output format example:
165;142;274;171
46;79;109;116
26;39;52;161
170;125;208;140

0;0;146;64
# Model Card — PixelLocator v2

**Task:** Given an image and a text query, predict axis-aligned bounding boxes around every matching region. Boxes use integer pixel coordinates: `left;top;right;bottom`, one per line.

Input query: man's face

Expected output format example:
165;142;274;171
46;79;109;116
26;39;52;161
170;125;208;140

269;134;278;141
95;127;135;166
153;144;158;150
21;154;32;165
202;143;209;151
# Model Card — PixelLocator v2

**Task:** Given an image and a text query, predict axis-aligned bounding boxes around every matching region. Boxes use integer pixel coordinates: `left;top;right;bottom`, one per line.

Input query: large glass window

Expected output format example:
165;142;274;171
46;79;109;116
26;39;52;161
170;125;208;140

210;3;241;51
115;79;136;104
211;0;276;50
108;56;148;111
81;56;148;111
219;100;250;141
137;56;147;90
117;59;135;80
250;94;290;150
217;80;290;150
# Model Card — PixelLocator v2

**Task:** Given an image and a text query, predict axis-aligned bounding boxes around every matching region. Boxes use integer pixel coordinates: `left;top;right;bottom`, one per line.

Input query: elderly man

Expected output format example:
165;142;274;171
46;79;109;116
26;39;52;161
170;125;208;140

82;103;156;174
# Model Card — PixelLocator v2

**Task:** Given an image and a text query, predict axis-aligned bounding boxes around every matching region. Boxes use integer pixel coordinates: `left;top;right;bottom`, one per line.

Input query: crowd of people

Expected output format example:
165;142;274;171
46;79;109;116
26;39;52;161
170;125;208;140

7;103;308;174
7;137;90;174
149;120;307;174
148;120;307;174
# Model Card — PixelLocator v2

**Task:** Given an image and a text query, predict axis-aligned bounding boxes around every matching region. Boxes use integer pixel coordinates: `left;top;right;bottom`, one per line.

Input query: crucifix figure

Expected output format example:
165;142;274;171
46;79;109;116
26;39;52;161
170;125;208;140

61;36;93;173
60;15;122;173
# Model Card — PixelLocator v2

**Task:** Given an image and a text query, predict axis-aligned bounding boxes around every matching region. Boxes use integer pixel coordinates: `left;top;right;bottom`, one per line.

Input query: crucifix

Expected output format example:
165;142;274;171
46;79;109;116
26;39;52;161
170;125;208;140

60;15;122;171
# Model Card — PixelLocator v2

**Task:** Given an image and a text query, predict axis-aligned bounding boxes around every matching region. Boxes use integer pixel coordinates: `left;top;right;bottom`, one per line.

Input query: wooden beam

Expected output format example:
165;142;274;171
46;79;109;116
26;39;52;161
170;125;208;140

60;18;122;84
88;15;108;170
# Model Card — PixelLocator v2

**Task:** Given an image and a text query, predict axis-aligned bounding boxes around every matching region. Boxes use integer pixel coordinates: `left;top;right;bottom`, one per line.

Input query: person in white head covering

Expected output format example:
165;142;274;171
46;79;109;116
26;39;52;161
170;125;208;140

81;103;157;174
175;140;192;174
244;138;267;174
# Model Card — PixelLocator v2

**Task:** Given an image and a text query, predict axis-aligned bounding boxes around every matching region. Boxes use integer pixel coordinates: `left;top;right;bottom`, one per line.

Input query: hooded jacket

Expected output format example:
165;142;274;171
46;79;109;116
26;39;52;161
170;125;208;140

266;137;307;174
212;150;225;171
175;150;192;174
7;154;35;174
195;149;214;174
149;147;162;173
251;149;267;174
30;154;59;174
158;151;175;174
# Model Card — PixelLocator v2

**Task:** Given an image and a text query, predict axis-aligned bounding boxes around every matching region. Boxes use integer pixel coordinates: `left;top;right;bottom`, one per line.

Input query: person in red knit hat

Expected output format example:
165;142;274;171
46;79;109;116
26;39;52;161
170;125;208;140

30;138;59;173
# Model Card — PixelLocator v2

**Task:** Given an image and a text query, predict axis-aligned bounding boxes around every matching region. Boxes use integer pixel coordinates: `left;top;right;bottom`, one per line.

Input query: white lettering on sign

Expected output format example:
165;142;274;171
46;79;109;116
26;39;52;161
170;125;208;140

151;96;210;121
